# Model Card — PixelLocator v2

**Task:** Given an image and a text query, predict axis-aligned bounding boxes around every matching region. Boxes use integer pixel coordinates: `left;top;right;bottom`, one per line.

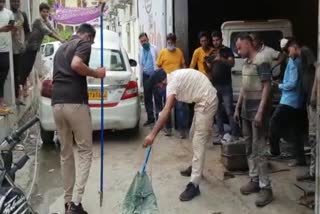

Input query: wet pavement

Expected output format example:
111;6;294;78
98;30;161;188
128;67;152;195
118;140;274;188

13;112;314;214
30;143;63;213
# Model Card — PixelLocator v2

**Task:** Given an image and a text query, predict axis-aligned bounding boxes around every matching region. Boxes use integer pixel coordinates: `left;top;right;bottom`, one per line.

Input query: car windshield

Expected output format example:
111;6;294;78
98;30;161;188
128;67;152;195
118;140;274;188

230;30;284;57
89;48;126;71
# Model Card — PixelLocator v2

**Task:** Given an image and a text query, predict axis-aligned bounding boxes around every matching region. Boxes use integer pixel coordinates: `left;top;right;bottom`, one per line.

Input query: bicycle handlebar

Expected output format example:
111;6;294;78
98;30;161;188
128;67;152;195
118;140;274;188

0;116;39;152
14;117;39;138
8;155;29;175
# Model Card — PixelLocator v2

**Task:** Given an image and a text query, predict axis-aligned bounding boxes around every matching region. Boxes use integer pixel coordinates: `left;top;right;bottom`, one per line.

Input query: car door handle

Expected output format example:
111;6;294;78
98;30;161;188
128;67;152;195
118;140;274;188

232;70;242;75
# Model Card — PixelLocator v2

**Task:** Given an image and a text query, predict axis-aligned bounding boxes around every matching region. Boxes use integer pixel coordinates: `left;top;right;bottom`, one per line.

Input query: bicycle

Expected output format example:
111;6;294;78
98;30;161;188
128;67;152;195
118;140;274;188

0;117;39;214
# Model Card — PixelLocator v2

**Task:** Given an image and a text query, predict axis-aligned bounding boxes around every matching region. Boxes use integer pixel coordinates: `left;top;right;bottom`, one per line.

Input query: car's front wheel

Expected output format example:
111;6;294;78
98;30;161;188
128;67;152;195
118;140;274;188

40;126;55;145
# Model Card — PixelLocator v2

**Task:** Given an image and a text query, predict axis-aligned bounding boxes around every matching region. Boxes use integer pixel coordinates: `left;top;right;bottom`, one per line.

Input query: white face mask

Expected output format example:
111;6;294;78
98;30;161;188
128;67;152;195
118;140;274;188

167;44;176;51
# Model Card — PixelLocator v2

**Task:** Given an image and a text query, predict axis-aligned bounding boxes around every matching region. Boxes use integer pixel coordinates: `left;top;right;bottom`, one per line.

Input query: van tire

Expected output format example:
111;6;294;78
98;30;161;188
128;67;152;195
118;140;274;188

40;127;55;145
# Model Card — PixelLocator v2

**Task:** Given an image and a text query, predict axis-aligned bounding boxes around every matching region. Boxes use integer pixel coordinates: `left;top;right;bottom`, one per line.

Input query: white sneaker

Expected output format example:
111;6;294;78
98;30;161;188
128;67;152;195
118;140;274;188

221;133;237;144
221;133;232;143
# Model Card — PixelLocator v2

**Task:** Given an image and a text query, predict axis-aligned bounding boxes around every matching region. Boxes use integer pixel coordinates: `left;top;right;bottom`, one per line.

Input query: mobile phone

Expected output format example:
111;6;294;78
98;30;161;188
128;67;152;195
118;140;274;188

8;20;15;26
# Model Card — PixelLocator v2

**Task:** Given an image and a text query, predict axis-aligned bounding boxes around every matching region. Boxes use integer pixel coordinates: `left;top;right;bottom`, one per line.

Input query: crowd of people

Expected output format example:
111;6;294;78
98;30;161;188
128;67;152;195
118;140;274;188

0;0;64;115
140;29;317;207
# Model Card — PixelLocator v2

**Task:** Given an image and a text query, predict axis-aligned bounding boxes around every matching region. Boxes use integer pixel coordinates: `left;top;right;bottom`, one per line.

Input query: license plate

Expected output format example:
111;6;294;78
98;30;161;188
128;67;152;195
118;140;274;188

88;90;107;100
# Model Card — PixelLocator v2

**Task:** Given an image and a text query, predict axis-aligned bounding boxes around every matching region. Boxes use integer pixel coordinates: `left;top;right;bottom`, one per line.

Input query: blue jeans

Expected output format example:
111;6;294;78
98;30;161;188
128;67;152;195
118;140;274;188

143;73;161;122
175;101;189;131
155;87;171;129
215;84;239;136
156;88;189;131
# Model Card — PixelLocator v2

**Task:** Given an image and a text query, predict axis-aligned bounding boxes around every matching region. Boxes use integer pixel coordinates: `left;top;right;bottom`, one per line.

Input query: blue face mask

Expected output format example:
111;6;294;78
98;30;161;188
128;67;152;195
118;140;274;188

142;43;150;50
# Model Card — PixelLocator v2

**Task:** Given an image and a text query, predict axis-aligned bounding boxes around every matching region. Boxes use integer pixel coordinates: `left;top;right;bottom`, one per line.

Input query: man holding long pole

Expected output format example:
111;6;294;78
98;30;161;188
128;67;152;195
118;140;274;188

52;24;105;214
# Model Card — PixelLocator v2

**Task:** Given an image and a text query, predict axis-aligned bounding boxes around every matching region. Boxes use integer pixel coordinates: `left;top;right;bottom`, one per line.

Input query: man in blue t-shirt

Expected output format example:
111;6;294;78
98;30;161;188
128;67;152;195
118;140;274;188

269;39;307;167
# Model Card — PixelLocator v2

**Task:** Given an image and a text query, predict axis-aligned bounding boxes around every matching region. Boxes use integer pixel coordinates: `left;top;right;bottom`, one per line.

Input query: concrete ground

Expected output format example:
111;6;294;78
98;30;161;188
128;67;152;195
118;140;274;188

26;113;313;214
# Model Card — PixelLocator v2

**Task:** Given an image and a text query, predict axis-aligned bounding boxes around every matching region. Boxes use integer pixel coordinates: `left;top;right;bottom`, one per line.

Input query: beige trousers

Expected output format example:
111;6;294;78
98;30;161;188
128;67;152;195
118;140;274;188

189;99;218;185
242;119;270;188
53;104;93;204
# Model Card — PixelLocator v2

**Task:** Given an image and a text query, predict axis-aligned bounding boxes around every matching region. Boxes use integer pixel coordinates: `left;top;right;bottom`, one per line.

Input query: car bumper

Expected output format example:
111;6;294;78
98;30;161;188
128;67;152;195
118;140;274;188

39;97;141;131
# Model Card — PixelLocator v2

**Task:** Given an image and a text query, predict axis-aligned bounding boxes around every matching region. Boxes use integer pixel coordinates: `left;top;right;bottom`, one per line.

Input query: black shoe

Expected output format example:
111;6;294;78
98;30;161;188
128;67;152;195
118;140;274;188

240;180;260;195
65;203;70;213
143;120;155;127
255;188;273;207
66;202;88;214
179;182;200;201
180;130;187;139
180;166;192;177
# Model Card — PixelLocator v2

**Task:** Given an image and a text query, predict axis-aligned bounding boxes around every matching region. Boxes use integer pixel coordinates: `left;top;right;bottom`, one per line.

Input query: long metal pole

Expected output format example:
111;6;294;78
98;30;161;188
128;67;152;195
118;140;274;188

316;0;320;212
316;68;320;213
99;2;106;208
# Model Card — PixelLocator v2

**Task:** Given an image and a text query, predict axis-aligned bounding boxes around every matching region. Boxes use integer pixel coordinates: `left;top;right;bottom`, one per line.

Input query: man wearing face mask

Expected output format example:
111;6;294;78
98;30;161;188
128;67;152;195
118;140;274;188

157;33;187;137
52;24;105;214
138;32;159;126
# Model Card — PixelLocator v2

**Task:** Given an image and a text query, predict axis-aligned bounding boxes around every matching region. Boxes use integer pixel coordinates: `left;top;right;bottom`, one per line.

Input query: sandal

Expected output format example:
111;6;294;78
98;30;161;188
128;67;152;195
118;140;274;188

0;107;13;116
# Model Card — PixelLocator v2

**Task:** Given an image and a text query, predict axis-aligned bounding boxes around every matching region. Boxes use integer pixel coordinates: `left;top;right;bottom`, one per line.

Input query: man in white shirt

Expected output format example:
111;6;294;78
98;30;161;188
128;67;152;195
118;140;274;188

143;68;218;202
0;0;14;110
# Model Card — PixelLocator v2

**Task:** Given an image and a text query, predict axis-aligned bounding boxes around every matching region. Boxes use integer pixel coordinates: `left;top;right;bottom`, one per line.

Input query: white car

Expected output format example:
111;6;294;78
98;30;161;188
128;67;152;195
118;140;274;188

40;41;61;77
39;30;141;144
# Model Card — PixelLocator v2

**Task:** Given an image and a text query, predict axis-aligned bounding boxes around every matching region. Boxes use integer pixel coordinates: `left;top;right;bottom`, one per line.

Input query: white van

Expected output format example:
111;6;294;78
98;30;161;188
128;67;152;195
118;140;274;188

221;19;293;103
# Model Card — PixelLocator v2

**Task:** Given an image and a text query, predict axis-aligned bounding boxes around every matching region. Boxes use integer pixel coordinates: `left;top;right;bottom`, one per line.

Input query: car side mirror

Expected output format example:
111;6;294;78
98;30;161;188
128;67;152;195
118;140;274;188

129;59;137;67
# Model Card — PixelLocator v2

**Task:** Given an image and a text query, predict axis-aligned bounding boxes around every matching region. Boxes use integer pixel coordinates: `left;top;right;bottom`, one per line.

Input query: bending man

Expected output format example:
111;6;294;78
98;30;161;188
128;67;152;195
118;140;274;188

143;68;218;202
